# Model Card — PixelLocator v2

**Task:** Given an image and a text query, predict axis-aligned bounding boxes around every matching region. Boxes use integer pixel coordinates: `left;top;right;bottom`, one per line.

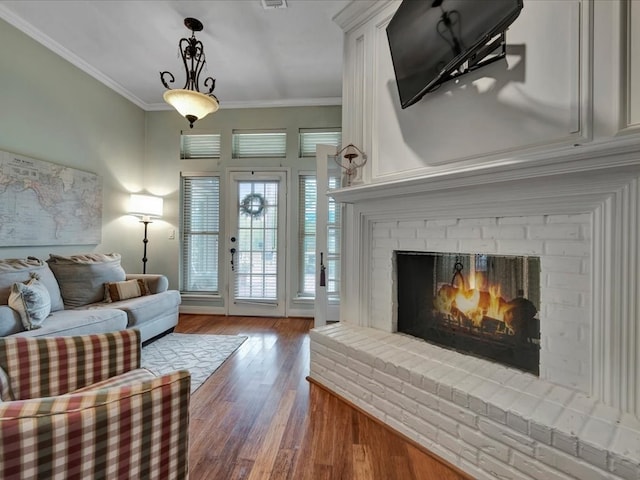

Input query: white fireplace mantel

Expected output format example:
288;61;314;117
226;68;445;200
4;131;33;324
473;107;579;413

329;136;640;206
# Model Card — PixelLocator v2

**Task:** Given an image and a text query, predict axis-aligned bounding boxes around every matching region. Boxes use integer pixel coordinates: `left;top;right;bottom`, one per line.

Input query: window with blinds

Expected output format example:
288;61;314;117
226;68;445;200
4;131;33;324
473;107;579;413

232;130;287;158
180;132;221;159
298;175;317;297
297;173;341;298
326;174;341;298
299;128;342;157
181;176;220;293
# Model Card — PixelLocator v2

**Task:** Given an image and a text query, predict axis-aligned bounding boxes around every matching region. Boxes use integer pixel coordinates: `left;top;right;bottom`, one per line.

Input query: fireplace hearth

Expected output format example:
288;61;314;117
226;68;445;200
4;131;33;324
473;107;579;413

396;251;541;374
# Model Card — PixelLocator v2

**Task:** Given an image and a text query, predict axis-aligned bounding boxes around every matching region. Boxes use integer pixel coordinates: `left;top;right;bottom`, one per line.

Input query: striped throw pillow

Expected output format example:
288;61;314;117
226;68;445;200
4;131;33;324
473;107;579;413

104;279;150;303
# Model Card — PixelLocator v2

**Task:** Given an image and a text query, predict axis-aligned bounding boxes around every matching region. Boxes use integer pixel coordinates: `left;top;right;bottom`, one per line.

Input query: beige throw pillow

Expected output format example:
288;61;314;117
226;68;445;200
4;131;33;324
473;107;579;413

8;278;51;330
104;279;150;303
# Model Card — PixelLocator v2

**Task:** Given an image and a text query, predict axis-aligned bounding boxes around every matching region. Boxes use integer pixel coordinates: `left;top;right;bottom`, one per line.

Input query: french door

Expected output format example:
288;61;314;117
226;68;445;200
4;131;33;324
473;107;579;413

314;145;341;326
227;171;287;316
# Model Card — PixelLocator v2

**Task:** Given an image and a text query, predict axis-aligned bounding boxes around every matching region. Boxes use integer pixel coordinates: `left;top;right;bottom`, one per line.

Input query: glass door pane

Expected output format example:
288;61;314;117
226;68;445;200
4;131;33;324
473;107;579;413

228;172;286;316
235;181;278;300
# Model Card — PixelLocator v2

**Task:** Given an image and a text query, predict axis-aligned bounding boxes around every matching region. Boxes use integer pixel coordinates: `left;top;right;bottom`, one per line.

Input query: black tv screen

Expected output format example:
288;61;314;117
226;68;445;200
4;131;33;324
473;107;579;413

386;0;523;109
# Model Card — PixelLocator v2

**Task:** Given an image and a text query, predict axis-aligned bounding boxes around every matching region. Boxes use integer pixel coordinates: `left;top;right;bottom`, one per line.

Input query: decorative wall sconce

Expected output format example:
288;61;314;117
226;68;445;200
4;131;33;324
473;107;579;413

160;17;219;128
335;143;367;187
128;194;164;273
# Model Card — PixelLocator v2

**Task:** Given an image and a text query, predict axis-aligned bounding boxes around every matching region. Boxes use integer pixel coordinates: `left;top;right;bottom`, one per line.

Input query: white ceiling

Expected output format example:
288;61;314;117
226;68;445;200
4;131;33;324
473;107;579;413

0;0;351;110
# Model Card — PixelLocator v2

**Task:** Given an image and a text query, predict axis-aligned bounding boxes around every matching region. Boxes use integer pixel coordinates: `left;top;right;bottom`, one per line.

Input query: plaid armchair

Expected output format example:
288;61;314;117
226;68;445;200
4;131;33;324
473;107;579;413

0;329;190;480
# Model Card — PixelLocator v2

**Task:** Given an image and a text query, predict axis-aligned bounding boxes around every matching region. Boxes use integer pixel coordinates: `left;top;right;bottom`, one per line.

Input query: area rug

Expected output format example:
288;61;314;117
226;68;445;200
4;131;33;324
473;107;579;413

141;333;247;393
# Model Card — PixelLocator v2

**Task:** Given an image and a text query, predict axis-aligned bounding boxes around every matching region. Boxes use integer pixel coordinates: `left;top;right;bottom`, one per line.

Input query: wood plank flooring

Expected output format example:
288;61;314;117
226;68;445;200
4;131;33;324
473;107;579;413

176;314;468;480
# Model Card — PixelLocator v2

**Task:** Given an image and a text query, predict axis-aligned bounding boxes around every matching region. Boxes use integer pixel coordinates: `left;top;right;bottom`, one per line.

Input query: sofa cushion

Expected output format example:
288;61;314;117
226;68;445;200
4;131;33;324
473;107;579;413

8;278;51;330
0;258;64;312
10;309;128;338
47;253;126;308
85;290;180;328
104;279;150;303
0;306;25;337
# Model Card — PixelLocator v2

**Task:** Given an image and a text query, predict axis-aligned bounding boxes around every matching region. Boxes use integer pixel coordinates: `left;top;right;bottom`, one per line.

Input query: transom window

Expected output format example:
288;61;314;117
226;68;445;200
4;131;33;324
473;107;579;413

232;130;287;158
180;132;221;159
299;128;342;157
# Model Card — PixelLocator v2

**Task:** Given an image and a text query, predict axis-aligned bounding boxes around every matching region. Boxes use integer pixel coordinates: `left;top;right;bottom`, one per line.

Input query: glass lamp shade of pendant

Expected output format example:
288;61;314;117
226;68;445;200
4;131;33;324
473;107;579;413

163;89;219;128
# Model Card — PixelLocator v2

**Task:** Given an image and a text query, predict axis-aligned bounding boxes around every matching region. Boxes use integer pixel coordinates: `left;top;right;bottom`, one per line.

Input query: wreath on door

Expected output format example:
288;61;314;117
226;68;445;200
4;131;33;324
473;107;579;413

240;193;266;218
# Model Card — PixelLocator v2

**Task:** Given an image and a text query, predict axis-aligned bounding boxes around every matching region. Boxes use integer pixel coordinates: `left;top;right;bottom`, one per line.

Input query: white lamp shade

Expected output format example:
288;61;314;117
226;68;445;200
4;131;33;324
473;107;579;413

129;194;163;218
163;89;219;122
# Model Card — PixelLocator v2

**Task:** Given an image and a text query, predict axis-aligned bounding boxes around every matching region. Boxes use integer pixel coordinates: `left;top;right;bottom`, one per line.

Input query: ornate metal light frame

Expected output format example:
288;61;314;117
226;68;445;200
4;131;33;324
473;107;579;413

335;144;367;187
160;17;219;128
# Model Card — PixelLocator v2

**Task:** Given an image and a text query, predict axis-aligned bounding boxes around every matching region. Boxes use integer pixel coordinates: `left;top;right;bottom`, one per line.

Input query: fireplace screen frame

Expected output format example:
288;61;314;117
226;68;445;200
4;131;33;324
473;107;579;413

395;251;541;375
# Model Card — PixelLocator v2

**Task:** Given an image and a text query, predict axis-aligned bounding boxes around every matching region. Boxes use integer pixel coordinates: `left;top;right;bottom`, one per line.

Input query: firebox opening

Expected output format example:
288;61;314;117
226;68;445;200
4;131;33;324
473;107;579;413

396;251;541;375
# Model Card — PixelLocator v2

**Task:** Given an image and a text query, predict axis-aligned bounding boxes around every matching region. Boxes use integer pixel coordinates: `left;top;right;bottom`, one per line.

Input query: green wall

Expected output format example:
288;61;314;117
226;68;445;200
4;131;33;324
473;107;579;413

145;106;341;314
0;17;342;315
0;18;146;274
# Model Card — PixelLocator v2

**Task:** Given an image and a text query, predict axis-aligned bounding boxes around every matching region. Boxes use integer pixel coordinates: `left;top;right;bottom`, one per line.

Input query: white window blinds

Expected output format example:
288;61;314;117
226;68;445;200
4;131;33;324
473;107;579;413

299;128;342;157
181;176;220;293
232;130;287;158
298;175;317;297
326;174;341;297
180;132;221;159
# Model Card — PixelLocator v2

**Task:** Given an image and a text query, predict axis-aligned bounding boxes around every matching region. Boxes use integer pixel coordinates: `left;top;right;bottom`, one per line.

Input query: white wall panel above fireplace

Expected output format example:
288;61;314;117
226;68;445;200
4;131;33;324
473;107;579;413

374;1;585;177
334;0;638;186
626;1;640;129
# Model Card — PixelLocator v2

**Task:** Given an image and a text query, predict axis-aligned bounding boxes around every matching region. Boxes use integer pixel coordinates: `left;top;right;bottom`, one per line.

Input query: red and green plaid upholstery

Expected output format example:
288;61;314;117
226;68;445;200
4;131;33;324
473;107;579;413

71;367;156;393
0;329;141;401
0;330;191;479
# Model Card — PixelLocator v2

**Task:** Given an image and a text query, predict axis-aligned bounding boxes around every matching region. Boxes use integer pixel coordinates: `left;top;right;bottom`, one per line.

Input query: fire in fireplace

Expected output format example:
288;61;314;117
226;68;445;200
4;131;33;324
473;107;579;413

396;252;541;374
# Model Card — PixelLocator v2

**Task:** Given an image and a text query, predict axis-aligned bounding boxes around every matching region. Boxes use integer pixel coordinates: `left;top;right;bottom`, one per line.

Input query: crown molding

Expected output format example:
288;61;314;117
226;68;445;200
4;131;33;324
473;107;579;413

0;5;148;110
333;0;394;32
146;96;342;111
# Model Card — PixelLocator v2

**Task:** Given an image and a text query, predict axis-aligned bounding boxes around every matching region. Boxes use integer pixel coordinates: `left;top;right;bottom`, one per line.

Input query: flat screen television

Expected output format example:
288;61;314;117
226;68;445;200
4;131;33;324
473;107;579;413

386;0;523;109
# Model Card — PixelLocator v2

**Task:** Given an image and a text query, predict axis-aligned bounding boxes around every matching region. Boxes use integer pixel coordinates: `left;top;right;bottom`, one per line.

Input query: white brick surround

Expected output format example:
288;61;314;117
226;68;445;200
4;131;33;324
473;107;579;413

310;140;640;479
371;213;591;393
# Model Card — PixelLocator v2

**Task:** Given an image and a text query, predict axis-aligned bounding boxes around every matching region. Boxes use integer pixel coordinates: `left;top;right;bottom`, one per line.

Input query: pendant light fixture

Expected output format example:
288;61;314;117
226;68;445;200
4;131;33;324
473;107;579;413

160;17;219;128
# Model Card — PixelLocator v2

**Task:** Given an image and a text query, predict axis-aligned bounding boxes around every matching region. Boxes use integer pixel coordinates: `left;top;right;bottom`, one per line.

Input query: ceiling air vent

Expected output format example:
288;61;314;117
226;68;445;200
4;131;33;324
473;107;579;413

261;0;287;9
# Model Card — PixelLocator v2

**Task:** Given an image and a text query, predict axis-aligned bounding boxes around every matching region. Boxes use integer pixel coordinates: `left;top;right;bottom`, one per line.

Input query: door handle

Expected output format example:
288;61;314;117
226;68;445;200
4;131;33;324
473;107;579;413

319;252;326;287
230;247;236;271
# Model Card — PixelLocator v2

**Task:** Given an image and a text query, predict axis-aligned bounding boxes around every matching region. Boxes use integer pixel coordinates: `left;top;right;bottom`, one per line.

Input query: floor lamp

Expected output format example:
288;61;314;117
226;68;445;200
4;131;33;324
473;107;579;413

129;194;163;273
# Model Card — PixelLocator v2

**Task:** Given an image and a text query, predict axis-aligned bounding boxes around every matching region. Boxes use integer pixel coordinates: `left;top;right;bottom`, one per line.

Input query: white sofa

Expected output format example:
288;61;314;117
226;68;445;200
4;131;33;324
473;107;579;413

0;254;180;343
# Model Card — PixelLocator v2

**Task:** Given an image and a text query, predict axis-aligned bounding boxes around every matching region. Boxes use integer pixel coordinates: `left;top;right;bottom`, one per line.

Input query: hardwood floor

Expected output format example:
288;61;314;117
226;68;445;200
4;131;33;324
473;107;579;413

176;314;468;480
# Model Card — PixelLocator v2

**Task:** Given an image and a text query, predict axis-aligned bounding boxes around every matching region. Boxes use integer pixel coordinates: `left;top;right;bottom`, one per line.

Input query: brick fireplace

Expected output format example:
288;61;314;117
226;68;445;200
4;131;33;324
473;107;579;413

309;140;640;480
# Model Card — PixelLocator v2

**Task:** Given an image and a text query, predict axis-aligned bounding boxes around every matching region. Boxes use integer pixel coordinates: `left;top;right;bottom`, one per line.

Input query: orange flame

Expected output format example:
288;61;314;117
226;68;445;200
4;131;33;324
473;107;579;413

435;273;508;327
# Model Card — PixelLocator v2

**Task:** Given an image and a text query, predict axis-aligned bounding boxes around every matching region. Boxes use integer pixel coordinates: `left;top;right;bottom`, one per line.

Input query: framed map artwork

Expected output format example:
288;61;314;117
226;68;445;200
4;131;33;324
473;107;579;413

0;150;103;246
